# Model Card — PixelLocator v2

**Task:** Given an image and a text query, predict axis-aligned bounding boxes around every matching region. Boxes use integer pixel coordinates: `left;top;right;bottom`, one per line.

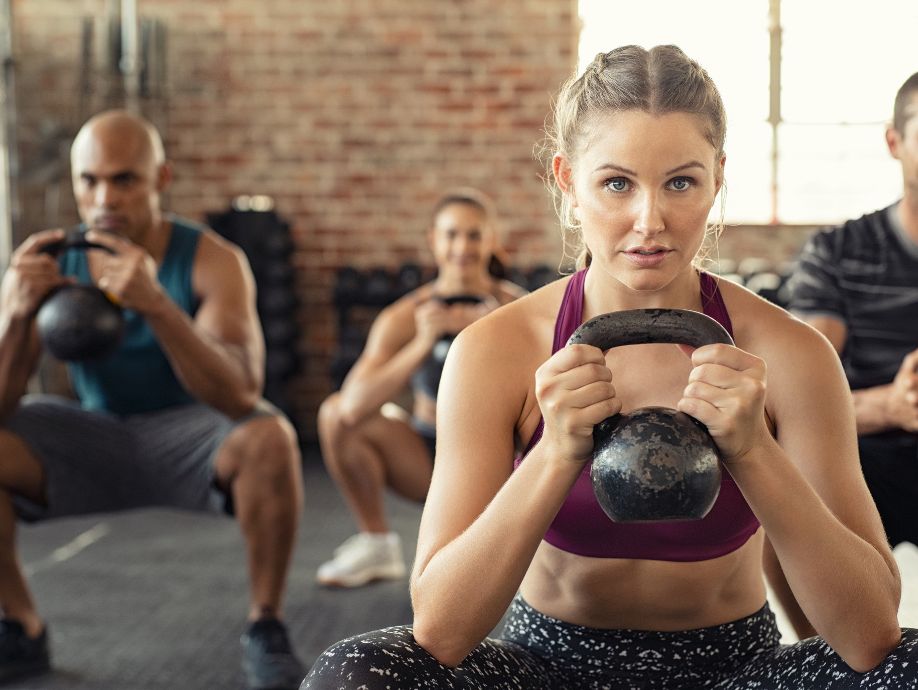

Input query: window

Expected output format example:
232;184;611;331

578;0;917;224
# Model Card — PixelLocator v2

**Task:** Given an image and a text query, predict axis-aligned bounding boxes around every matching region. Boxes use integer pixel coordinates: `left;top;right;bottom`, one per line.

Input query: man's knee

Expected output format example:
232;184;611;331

227;411;301;481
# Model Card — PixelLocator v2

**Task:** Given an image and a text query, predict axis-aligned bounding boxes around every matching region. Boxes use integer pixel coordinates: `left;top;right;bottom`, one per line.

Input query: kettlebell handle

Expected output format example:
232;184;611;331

40;227;116;257
566;308;735;350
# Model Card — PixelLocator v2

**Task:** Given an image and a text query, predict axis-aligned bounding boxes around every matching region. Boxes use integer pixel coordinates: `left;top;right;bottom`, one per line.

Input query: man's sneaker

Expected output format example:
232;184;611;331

316;532;407;588
0;619;50;682
240;618;305;690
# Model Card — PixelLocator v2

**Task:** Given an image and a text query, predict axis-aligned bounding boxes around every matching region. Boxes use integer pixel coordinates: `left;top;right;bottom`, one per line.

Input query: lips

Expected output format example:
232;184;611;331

92;216;125;231
623;246;672;267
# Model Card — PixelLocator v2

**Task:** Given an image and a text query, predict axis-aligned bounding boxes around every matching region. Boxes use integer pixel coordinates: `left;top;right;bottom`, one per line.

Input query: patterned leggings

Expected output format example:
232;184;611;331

301;597;918;689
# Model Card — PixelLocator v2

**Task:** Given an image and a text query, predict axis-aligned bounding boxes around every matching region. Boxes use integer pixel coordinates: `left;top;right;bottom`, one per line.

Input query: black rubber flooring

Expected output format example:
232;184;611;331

11;444;420;689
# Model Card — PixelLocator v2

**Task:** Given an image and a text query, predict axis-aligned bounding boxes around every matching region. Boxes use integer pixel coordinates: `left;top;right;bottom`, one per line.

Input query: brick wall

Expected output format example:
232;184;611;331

9;1;816;441
10;0;579;440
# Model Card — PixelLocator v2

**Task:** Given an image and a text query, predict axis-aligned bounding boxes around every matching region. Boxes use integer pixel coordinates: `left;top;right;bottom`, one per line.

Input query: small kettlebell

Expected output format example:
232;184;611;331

36;228;125;362
414;294;485;399
566;308;735;523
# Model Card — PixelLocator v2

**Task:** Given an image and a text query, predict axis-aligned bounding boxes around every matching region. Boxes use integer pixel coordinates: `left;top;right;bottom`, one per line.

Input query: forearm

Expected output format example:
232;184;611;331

731;443;900;669
411;447;581;666
144;299;261;417
0;313;39;419
852;385;899;435
338;338;431;424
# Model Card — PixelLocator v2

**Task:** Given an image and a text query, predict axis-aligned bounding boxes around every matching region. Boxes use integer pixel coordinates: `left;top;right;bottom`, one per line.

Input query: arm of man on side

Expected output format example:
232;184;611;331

86;228;265;420
0;230;69;420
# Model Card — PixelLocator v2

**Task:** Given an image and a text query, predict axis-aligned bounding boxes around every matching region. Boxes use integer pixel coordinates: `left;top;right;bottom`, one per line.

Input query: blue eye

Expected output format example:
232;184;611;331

605;177;629;192
668;176;693;191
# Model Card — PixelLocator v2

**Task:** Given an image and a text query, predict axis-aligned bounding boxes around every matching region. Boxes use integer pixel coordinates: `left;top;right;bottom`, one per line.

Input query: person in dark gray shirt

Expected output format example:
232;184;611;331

768;70;918;640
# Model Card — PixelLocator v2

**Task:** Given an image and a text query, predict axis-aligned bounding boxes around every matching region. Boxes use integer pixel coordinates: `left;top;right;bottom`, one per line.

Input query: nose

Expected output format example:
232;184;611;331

633;191;665;236
94;182;118;208
452;233;475;254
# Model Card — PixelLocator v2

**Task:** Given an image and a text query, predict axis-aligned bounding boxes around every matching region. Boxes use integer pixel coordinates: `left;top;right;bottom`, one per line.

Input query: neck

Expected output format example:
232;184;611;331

433;271;493;296
582;265;702;318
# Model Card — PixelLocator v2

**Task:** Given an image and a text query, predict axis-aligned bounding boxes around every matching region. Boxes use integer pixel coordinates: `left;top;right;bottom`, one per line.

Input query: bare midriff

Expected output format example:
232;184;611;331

519;529;767;631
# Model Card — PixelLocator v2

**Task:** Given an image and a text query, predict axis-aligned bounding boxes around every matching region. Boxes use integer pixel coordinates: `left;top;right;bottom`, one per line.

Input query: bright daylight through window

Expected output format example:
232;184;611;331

578;0;918;224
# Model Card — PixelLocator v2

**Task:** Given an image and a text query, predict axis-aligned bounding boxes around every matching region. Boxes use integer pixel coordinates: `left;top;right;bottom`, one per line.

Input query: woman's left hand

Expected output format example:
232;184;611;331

675;343;771;465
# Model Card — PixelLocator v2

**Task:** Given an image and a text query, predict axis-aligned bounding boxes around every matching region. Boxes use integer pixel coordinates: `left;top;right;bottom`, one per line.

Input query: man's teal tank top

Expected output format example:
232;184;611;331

60;218;202;415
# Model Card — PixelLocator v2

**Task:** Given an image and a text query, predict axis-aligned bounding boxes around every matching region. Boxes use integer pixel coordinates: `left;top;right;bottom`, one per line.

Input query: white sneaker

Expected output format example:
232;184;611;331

316;532;407;588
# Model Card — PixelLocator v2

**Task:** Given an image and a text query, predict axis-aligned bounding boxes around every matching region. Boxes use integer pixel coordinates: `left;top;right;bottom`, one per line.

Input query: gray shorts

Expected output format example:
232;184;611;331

5;394;276;522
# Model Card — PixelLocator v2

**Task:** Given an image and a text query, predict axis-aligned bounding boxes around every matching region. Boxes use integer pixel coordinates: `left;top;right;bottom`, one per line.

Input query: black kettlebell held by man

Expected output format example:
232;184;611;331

35;227;124;361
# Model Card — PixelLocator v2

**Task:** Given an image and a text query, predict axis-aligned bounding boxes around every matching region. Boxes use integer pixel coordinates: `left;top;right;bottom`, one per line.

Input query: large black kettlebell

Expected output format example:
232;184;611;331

566;308;735;523
36;229;125;362
414;294;484;399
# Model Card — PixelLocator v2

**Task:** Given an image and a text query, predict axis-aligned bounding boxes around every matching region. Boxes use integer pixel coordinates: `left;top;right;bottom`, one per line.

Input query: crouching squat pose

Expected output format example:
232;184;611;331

302;46;918;689
0;110;304;690
316;190;525;588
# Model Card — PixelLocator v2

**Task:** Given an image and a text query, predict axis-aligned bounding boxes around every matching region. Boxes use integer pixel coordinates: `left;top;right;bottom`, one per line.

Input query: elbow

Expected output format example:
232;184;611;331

336;401;362;429
843;624;902;673
219;388;262;420
410;583;475;669
411;615;470;669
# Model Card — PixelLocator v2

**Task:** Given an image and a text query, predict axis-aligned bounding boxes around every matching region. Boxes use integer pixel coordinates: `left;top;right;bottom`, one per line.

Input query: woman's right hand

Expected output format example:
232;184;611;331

0;229;71;320
534;343;620;464
413;298;451;350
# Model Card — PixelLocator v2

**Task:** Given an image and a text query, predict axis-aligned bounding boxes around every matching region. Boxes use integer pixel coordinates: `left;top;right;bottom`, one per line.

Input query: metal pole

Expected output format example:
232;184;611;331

0;0;17;269
120;0;140;113
768;0;782;224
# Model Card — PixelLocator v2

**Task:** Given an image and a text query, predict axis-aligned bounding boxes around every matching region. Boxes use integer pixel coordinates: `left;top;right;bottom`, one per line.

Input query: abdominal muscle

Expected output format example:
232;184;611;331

519;528;767;631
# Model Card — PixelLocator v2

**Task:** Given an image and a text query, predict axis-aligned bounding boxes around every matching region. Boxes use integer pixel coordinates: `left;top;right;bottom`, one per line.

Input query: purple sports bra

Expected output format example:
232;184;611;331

514;269;760;561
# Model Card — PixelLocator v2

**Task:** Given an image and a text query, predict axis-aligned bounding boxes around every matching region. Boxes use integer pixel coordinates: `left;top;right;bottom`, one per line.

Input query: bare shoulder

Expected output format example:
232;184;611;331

193;227;257;277
375;282;436;327
493;278;529;304
190;228;253;296
718;278;839;379
359;282;439;355
453;278;567;378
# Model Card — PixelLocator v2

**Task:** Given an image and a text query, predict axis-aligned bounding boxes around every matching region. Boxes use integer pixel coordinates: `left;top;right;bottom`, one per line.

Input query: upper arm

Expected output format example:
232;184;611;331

795;313;847;354
766;317;889;552
412;315;529;575
340;300;415;387
191;234;264;378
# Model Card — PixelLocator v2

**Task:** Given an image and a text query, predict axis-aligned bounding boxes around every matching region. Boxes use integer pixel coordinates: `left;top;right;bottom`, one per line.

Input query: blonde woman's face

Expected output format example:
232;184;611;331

562;110;723;292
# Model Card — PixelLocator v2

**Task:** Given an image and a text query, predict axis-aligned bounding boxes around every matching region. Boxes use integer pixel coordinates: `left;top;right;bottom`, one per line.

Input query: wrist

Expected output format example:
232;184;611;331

138;288;172;320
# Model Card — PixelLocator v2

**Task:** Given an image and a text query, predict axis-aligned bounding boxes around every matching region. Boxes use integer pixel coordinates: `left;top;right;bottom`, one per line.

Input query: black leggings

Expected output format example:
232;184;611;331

301;597;918;689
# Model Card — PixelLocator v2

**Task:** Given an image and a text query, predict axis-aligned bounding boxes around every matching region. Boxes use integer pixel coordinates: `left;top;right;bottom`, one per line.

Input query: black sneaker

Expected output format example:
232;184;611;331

0;619;51;682
240;618;305;690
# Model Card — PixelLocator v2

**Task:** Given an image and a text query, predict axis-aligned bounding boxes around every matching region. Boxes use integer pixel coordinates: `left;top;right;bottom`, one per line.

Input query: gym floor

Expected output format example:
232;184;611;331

10;444;918;689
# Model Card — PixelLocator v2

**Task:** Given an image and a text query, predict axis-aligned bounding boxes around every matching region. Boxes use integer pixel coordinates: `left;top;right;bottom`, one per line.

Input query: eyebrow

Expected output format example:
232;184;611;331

593;160;707;176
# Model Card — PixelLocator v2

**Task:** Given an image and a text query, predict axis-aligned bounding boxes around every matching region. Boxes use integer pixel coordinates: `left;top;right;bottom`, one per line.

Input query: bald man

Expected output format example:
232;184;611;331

0;111;305;688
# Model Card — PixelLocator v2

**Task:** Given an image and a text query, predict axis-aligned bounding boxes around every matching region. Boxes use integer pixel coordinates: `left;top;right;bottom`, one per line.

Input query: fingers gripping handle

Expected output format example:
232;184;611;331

566;308;735;350
40;227;116;257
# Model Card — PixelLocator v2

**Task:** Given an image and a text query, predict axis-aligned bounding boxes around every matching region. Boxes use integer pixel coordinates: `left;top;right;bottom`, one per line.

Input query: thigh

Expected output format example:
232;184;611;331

302;625;553;690
360;406;434;502
718;628;918;689
127;403;235;513
5;394;142;521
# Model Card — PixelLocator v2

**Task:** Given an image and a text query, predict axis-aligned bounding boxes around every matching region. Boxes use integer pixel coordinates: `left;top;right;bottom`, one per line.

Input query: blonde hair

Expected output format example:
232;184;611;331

540;45;727;270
